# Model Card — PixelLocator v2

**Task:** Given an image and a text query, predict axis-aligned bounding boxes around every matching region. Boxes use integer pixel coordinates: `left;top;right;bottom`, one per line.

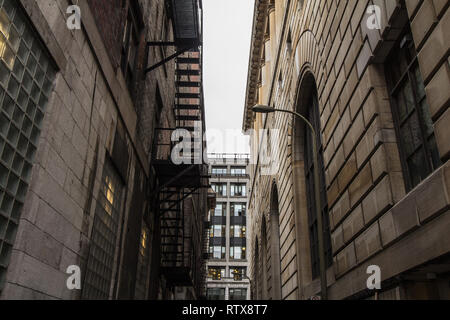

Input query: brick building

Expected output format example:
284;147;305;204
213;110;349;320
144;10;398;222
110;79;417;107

206;154;251;300
0;0;210;300
243;0;450;299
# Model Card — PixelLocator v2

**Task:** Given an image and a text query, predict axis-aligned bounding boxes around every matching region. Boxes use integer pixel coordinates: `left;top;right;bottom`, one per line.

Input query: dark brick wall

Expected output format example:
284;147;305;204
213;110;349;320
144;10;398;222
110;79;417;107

87;0;125;69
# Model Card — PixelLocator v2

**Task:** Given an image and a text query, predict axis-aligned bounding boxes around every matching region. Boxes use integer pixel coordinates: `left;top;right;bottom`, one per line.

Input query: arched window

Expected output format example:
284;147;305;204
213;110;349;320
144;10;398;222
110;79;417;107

303;91;332;279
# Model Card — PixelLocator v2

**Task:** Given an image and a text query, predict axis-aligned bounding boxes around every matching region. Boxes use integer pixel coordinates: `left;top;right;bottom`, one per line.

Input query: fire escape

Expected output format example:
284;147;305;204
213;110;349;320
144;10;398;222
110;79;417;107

146;0;213;299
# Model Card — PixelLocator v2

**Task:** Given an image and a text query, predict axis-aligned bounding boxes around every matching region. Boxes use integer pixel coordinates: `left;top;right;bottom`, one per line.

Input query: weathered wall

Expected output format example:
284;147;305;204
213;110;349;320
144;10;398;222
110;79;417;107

0;0;176;300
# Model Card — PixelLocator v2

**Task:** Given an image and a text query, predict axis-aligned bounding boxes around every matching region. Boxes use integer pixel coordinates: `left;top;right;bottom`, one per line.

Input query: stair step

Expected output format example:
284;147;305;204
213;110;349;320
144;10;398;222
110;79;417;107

176;115;201;121
177;57;200;64
175;104;200;110
176;69;200;76
176;92;201;99
176;81;201;87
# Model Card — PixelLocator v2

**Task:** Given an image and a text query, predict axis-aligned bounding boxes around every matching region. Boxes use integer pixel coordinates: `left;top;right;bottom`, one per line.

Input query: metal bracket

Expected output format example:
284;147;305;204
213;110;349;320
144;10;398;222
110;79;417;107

145;41;202;74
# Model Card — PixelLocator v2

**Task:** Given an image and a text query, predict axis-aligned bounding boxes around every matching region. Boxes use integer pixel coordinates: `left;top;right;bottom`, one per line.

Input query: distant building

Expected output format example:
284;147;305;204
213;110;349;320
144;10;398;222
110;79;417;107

243;0;450;300
206;154;251;300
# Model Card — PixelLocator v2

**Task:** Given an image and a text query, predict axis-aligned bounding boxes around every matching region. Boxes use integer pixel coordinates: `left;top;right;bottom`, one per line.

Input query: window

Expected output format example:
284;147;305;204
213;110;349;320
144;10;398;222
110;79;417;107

229;288;247;300
121;2;141;94
82;160;124;299
207;288;225;300
385;26;441;191
209;245;226;260
230;203;246;216
210;224;225;238
212;166;227;175
208;266;225;280
230;246;246;260
212;202;226;216
212;183;227;197
0;1;56;291
230;167;246;175
230;225;246;238
304;92;332;279
230;183;246;197
230;267;247;280
135;223;150;299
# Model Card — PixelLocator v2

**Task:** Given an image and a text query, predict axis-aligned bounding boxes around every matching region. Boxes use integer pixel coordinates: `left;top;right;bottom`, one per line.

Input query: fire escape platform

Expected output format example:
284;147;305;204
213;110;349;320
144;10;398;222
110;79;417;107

153;160;203;188
161;267;193;286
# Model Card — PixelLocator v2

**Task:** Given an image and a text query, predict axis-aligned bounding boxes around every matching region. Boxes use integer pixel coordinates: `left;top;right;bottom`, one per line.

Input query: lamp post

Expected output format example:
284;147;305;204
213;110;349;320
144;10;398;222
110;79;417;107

252;104;327;300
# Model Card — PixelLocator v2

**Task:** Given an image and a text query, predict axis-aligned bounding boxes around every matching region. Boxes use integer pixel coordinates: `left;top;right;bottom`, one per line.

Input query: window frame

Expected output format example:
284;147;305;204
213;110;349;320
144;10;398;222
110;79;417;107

303;91;333;279
384;25;441;192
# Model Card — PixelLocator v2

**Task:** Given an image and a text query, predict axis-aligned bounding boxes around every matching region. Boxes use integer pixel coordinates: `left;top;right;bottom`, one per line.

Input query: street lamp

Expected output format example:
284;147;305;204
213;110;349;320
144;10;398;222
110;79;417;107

252;104;328;300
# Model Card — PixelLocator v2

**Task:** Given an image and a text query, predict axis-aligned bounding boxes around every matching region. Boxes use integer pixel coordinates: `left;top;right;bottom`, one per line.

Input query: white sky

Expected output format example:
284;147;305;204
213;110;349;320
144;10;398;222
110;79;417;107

203;0;254;155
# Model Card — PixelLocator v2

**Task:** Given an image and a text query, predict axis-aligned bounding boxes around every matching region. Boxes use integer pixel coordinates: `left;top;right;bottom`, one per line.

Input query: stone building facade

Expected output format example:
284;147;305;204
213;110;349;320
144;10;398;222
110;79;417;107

206;154;251;300
243;0;450;300
0;0;209;300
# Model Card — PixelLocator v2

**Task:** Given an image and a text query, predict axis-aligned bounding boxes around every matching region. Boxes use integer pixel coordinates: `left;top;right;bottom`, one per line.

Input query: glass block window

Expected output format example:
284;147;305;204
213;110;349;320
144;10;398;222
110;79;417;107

385;25;441;191
0;0;56;291
82;160;124;299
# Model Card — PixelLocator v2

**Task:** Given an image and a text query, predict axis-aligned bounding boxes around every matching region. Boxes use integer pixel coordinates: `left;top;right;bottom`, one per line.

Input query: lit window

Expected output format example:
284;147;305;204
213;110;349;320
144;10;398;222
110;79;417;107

230;203;246;216
230;184;246;197
211;183;227;197
82;160;124;299
230;246;246;260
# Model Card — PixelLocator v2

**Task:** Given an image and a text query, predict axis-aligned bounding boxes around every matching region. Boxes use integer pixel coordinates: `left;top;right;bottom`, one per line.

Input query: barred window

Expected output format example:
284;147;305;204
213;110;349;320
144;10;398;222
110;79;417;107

385;26;441;191
304;92;332;279
82;159;124;299
0;0;56;291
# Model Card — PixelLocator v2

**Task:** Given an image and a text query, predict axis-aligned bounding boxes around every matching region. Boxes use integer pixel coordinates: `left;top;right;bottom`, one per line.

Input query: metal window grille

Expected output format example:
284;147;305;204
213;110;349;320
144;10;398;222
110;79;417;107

0;0;56;291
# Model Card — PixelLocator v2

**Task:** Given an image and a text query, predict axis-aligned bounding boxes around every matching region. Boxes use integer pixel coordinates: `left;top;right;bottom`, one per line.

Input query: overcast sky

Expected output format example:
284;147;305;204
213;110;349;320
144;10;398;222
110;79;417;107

203;0;254;155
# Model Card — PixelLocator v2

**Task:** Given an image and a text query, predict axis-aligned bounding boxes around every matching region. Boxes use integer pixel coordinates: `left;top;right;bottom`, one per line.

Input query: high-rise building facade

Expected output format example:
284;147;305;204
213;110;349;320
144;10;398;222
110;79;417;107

206;154;251;300
243;0;450;300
